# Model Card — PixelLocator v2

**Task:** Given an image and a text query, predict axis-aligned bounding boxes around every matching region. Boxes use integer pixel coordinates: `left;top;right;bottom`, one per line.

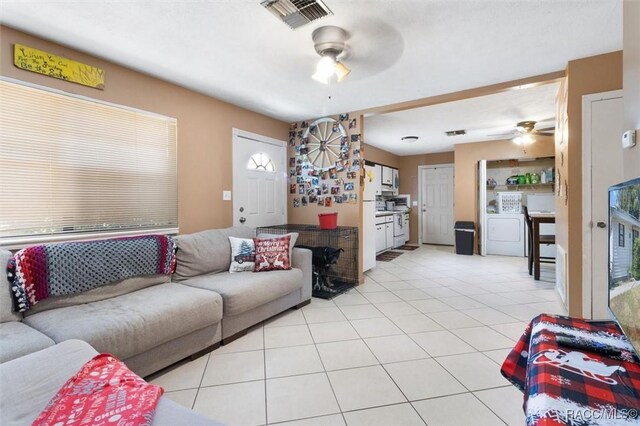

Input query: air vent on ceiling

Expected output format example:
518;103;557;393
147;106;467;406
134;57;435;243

445;129;466;137
261;0;333;29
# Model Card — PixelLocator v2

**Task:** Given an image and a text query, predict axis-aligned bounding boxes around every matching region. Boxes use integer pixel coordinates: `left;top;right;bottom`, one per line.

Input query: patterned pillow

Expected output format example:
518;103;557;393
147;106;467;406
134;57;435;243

229;237;255;273
253;236;291;272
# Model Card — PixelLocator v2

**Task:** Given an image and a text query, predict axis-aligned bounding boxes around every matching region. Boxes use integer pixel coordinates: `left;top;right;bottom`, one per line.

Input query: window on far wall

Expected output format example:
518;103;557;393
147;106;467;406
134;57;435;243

247;152;275;172
619;223;626;247
0;79;178;247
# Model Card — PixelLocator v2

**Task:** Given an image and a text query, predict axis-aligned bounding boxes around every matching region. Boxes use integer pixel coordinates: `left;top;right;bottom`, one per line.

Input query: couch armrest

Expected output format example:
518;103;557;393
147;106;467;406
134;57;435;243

291;247;312;302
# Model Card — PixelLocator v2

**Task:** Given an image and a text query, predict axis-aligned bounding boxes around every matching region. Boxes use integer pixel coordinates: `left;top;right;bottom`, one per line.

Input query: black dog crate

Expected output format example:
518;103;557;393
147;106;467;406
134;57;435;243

255;224;358;299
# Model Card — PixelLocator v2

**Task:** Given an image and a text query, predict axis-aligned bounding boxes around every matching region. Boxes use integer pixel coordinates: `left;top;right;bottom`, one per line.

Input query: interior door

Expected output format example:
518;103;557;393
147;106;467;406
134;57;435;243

421;166;455;245
232;130;286;228
478;160;487;256
587;94;624;319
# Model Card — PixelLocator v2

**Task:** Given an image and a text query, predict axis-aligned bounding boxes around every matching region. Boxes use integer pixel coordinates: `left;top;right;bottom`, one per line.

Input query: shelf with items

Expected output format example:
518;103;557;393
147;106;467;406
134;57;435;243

487;183;555;190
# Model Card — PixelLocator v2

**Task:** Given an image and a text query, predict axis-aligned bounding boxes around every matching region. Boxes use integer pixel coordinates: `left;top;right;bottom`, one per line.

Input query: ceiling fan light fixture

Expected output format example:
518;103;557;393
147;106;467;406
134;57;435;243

512;134;535;146
311;25;351;84
335;61;351;82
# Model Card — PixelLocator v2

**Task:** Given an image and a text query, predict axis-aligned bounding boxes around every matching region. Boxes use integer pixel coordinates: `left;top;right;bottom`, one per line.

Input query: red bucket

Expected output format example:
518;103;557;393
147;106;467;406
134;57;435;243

318;213;338;230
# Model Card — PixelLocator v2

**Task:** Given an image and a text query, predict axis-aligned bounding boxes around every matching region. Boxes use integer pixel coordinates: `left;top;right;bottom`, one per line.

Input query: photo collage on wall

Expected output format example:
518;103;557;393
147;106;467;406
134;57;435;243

289;113;362;208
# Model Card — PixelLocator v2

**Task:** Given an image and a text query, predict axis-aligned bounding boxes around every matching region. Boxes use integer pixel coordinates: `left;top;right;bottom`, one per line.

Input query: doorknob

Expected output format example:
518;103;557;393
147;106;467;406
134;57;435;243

596;221;606;229
239;217;246;224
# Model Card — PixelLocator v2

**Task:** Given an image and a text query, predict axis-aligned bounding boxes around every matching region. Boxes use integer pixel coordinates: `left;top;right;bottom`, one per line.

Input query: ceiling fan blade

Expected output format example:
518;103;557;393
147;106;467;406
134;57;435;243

536;126;555;132
535;131;555;136
487;133;514;138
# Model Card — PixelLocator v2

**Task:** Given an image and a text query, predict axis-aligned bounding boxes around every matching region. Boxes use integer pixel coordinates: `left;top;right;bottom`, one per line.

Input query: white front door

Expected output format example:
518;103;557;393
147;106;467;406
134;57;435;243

421;165;455;245
232;129;286;228
583;92;624;319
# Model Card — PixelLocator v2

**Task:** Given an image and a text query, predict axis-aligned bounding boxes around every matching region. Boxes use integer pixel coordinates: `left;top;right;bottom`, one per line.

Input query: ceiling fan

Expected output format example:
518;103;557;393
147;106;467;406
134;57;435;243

311;26;351;84
488;120;555;145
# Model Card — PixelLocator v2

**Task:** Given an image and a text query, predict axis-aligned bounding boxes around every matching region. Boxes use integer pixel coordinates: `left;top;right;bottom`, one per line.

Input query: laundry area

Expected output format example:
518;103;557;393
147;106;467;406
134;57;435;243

479;157;556;265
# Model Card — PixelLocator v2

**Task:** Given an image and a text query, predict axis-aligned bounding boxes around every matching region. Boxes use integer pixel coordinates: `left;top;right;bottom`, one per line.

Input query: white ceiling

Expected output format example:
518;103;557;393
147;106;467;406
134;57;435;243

0;1;621;123
364;82;560;155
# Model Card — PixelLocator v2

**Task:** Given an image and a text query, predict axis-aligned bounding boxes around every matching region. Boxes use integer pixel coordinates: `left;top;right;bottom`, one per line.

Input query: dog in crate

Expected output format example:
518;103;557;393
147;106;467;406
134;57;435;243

297;246;344;293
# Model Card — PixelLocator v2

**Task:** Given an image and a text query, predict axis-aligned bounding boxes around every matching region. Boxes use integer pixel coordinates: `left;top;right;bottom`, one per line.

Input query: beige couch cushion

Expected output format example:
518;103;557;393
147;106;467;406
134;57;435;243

180;269;303;316
173;226;255;281
23;284;223;359
0;322;54;363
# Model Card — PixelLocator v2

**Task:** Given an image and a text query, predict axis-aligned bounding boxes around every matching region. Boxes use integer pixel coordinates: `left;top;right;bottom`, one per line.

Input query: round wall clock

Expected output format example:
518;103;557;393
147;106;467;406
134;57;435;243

303;117;347;170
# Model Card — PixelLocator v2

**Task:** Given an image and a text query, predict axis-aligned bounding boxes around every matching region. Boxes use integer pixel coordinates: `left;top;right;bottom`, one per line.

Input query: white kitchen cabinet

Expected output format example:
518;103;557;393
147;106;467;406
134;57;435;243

375;222;386;253
374;164;382;196
385;222;394;250
382;166;393;186
392;168;399;195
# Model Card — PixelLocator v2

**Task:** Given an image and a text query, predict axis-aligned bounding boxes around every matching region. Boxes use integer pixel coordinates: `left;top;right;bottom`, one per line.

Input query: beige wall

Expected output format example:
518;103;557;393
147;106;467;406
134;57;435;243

399;152;456;243
624;1;640;181
364;144;401;168
0;26;289;235
557;51;623;316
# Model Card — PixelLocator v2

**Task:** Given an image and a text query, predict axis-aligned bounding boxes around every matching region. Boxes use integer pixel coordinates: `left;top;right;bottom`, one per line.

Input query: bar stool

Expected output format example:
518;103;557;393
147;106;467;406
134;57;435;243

523;206;556;276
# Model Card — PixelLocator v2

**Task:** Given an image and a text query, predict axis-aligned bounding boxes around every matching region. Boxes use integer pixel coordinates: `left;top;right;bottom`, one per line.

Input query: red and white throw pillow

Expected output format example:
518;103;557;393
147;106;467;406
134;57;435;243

253;236;291;272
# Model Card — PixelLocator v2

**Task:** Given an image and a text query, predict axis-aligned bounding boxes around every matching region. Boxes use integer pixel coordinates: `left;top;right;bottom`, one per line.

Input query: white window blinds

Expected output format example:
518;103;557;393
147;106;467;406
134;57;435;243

0;79;178;247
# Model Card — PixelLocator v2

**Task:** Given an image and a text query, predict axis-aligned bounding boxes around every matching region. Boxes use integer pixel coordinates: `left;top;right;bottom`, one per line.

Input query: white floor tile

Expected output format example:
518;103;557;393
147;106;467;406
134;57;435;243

422;287;461;298
412;393;505;426
338;304;385;320
490;322;528;341
364;334;429;364
265;324;314;349
266;345;324;378
471;293;517;307
482;348;511;366
427;310;483;330
150;355;208;391
215;325;264;354
392;289;432;301
194;381;266;426
461;307;521;325
451;326;515;351
384;358;466;400
435;352;511;391
276;414;346;426
265;309;306;328
309;321;360;343
363;291;402;304
267;373;340;424
390;314;443;334
343;403;425;426
439;295;486;310
303;307;348;324
317;339;378;371
355;282;388;293
374;301;420;317
328;365;406;411
408;299;453;314
379;281;416;291
475;386;527;426
350;317;403;338
163;388;197;409
201;350;264;386
333;292;370;306
409;330;476;357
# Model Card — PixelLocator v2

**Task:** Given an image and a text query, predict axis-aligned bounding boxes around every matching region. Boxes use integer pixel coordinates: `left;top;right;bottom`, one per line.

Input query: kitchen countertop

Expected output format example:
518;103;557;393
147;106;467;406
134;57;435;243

376;210;409;216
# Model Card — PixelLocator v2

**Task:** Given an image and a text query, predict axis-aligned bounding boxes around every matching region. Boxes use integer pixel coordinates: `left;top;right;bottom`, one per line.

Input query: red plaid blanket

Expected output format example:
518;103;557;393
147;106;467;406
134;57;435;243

501;314;640;425
34;354;163;426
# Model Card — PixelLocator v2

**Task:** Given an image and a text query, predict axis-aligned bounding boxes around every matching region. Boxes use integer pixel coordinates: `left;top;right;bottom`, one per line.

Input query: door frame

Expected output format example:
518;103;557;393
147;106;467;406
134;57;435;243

417;163;455;245
580;90;623;318
232;128;287;227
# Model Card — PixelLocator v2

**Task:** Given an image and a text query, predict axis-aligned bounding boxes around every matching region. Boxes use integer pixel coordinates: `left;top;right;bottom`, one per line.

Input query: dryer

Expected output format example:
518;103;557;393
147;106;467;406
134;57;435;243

486;213;525;257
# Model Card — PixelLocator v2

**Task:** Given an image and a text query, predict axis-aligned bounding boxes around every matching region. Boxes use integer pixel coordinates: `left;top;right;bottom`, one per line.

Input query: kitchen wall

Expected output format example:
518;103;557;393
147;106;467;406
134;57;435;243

0;26;289;235
399;152;456;243
364;144;400;168
624;0;640;181
557;51;623;316
454;137;555;247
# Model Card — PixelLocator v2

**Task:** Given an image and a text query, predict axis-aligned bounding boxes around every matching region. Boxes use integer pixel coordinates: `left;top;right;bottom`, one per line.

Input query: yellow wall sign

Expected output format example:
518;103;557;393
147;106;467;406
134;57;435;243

13;44;105;90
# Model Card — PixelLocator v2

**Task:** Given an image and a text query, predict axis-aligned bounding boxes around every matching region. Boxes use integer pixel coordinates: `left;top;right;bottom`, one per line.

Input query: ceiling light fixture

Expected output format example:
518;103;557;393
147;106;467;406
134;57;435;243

311;26;351;84
512;134;535;146
401;136;419;143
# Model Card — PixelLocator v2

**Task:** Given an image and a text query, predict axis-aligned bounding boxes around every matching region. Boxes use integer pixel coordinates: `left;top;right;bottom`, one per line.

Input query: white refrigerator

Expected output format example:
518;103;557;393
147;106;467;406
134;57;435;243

362;163;377;272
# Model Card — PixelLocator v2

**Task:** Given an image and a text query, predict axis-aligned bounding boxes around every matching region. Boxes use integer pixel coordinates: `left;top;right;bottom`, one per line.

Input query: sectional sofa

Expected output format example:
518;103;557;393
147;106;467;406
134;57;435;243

0;226;312;376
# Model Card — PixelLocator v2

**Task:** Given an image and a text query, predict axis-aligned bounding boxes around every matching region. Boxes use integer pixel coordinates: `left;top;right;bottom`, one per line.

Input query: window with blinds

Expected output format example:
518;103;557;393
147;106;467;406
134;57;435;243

0;79;178;247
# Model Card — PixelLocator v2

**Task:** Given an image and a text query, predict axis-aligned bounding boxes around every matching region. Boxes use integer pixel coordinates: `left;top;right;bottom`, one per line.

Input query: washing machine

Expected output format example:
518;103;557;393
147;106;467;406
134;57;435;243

486;213;525;257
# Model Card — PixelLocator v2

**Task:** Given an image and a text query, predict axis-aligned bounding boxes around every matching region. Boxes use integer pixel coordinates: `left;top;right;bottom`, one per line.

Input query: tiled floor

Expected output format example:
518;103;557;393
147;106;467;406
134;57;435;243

150;245;565;425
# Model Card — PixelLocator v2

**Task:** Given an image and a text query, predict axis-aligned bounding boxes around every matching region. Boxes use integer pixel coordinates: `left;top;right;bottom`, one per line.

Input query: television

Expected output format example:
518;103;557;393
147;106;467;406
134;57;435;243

608;177;640;356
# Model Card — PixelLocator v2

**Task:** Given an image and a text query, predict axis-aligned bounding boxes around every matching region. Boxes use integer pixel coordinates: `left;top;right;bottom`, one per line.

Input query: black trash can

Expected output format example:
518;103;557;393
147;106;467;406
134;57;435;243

454;221;475;255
